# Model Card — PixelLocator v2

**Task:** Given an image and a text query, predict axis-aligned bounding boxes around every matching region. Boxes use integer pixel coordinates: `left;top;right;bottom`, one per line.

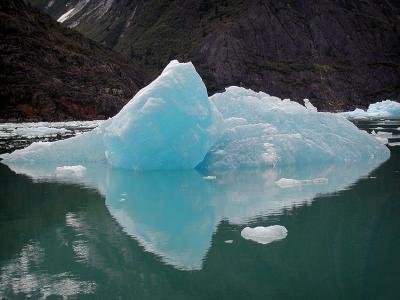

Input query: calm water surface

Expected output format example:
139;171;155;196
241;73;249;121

0;120;399;299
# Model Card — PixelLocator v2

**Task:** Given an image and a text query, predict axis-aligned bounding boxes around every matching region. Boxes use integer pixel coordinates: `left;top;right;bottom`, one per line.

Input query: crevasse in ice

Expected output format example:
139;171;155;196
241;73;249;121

0;61;390;170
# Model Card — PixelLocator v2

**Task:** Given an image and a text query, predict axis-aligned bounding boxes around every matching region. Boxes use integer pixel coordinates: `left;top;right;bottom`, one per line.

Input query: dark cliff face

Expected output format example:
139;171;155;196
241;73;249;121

0;0;146;121
31;0;400;111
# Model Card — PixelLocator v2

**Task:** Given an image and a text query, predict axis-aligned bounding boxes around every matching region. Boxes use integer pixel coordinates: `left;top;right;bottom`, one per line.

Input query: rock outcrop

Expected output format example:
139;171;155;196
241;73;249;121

31;0;400;111
0;0;146;121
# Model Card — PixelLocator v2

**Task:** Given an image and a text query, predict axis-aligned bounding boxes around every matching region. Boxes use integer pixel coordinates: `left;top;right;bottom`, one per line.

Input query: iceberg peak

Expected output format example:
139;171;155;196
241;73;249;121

104;60;223;169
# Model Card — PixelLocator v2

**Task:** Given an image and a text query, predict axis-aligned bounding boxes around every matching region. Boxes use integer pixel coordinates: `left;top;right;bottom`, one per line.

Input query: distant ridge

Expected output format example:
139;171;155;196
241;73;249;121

0;0;146;121
30;0;400;111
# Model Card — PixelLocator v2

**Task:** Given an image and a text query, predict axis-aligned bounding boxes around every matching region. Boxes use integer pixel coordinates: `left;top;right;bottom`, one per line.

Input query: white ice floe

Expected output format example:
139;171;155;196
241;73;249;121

370;130;391;145
15;127;71;137
275;177;328;188
199;86;389;170
241;225;288;244
371;130;392;137
0;61;390;171
389;142;400;146
340;100;400;119
0;121;102;139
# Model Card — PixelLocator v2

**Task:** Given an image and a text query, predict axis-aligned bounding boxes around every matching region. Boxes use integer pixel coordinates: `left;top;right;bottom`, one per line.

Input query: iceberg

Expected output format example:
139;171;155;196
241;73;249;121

340;100;400;119
1;61;222;170
103;60;222;169
197;87;389;170
0;61;390;171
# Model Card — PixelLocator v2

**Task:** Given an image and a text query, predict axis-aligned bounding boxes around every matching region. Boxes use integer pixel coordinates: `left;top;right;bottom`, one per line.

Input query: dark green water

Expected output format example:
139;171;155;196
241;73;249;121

0;122;399;299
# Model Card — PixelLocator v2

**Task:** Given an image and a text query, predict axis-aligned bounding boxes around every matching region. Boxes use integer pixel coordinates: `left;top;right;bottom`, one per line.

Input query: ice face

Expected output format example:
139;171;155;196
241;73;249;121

340;100;400;119
103;60;222;170
0;61;390;171
197;87;389;170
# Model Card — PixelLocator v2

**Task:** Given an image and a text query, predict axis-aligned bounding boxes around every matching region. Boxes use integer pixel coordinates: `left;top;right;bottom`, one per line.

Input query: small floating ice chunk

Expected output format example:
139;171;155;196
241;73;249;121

15;126;71;137
241;225;287;244
224;240;233;244
55;165;86;177
372;131;392;137
275;177;328;188
203;175;217;180
389;142;400;146
370;131;389;145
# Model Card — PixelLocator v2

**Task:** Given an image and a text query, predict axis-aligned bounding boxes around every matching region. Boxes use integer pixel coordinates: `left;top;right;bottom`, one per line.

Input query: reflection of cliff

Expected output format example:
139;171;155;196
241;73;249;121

0;151;399;298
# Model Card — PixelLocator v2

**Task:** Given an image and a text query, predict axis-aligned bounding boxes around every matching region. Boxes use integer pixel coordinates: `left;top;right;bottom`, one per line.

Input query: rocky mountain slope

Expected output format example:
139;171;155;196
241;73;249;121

31;0;400;111
0;0;145;121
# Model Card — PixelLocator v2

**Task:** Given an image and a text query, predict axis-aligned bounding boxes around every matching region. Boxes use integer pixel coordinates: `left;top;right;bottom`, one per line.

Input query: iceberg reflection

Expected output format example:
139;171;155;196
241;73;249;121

2;157;386;270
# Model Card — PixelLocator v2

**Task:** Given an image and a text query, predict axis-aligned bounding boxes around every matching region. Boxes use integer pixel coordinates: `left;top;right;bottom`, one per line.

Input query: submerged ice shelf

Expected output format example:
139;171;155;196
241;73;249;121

0;60;390;170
